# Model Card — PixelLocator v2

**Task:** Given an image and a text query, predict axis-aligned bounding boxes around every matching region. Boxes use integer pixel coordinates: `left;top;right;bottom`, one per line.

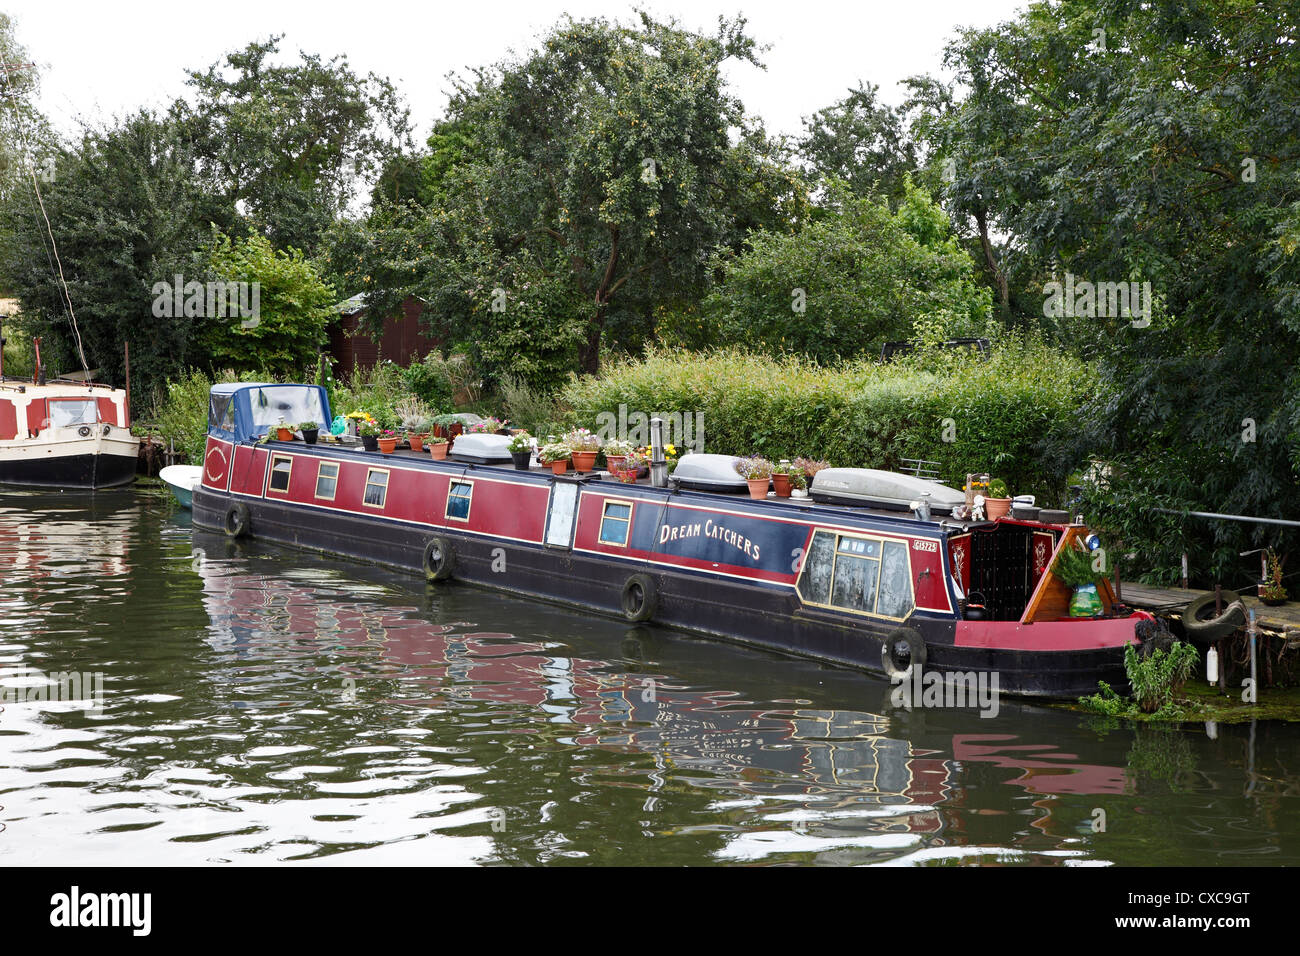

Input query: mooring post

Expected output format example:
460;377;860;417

1249;609;1258;706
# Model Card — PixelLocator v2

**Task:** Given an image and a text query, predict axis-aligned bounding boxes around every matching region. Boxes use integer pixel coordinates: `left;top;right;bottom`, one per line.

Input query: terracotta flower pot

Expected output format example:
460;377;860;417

408;433;424;452
615;468;638;484
276;427;293;441
605;455;626;472
429;442;449;460
572;451;598;472
772;473;792;498
747;478;771;500
550;459;570;475
985;497;1013;520
378;437;398;454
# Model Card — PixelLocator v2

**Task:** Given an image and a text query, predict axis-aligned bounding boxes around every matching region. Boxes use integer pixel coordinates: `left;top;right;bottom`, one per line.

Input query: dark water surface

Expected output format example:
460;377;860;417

1;491;1296;865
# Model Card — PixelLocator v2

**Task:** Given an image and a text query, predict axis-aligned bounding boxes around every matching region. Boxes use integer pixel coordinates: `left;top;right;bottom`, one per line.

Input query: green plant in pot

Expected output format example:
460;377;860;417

297;421;320;444
507;431;534;470
1053;543;1111;618
1261;549;1288;605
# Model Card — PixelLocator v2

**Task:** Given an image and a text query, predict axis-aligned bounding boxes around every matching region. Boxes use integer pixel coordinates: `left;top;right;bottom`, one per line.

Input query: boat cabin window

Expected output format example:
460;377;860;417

797;529;915;620
268;455;293;494
363;468;389;508
446;480;473;521
49;398;98;427
598;499;634;547
315;461;339;500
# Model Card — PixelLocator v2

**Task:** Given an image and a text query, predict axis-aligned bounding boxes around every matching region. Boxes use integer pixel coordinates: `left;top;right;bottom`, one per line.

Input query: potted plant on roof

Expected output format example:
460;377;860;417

985;478;1013;521
604;438;632;473
772;459;794;498
614;448;644;483
1261;549;1288;606
358;417;381;452
789;468;809;499
1053;543;1111;618
297;420;320;445
564;427;602;472
428;435;449;460
794;457;830;486
540;438;572;475
507;431;534;470
275;417;294;441
735;457;775;500
377;429;399;455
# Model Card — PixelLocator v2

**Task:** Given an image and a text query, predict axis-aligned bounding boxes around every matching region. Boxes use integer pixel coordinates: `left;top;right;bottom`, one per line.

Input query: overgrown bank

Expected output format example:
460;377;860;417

563;342;1095;503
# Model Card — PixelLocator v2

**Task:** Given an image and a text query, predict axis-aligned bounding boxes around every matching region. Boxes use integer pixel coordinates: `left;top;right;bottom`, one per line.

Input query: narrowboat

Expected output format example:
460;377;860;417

192;383;1158;698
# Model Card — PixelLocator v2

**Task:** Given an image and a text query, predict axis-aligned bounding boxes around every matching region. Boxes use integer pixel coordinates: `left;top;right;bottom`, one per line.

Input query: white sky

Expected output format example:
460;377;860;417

6;0;1029;143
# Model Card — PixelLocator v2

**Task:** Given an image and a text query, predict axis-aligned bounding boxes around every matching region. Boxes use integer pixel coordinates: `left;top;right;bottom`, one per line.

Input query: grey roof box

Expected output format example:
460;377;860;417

810;468;965;513
669;453;747;492
448;432;512;464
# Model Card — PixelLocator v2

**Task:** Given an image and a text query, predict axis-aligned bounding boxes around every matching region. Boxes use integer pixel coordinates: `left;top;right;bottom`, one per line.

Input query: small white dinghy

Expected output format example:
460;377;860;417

159;464;203;509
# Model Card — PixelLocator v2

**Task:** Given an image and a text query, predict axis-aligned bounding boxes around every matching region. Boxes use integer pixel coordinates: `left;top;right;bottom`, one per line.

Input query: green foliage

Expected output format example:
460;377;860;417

705;180;992;362
911;0;1300;583
1053;544;1112;589
143;368;265;464
202;230;334;377
401;350;454;410
1079;644;1201;719
798;82;916;205
328;360;408;431
563;339;1093;501
494;374;568;436
174;36;411;254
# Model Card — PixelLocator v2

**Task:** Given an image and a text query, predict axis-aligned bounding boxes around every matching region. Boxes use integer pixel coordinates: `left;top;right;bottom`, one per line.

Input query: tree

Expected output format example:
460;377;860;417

0;110;229;396
704;180;991;362
910;0;1300;581
798;82;916;205
201;230;335;376
174;36;412;254
337;13;806;382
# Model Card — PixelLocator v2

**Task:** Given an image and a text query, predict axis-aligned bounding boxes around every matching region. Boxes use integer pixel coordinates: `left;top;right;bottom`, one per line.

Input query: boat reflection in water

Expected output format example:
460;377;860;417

194;533;1158;864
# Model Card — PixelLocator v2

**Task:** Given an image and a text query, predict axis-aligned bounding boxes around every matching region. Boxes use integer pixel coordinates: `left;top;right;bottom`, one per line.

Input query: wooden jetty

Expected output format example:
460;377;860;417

1120;582;1300;643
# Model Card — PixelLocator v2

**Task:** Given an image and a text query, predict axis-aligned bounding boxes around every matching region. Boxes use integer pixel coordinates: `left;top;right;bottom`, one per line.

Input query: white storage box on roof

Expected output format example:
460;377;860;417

668;453;747;492
810;468;965;513
448;433;512;464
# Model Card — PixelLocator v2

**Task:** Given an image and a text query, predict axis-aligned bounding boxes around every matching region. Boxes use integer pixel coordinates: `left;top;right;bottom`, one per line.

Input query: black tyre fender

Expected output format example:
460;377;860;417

223;502;250;538
621;574;658;622
881;626;927;680
422;536;456;582
1180;591;1246;644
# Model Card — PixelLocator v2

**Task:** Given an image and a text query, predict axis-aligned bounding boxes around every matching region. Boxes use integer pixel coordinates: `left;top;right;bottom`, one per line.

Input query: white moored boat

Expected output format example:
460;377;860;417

0;379;139;489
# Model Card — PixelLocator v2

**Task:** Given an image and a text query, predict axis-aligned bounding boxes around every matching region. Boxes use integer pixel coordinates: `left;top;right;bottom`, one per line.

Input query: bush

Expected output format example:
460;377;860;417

143;368;267;464
329;361;409;431
402;351;455;410
562;339;1095;503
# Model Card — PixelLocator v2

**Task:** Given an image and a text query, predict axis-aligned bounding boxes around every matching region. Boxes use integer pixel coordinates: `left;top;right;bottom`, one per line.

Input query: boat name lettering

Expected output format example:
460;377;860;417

912;539;938;553
659;518;761;561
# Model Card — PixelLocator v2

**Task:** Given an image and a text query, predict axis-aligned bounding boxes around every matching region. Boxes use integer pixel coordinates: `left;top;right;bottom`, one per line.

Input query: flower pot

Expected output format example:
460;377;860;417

615;468;638;484
550;459;570;475
429;442;449;460
984;497;1013;520
276;427;293;441
1069;583;1104;618
511;450;532;470
605;455;626;473
408;434;424;453
746;478;771;500
1261;595;1288;607
361;435;379;452
772;473;792;498
302;428;318;445
572;451;598;472
378;437;398;454
791;488;808;499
